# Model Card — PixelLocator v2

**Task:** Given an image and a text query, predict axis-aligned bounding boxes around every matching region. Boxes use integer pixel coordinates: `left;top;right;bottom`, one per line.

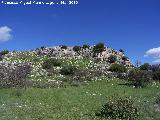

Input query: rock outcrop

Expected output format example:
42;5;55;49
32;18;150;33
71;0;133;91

32;45;133;67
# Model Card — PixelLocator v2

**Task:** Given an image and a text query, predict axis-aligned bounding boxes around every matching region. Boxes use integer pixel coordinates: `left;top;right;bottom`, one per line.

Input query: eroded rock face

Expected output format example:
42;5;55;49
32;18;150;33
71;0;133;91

32;45;133;67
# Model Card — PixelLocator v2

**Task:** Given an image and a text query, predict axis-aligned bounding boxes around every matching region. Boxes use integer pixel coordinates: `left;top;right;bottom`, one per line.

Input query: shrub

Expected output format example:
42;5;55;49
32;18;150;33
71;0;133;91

96;96;138;120
0;50;9;56
109;63;127;73
122;56;128;61
61;45;67;50
40;46;45;50
140;63;150;71
42;58;61;69
128;69;152;88
72;68;103;82
153;70;160;81
60;66;77;75
93;42;105;53
108;55;117;63
0;63;32;88
73;46;81;52
82;44;90;49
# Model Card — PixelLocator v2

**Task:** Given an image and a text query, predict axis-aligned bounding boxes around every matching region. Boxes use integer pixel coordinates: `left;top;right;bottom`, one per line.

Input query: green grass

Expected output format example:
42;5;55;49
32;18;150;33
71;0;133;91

0;79;160;120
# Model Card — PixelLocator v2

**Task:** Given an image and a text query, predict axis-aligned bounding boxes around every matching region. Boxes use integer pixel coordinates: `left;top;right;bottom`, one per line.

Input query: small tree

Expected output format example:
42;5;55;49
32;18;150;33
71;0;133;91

82;44;90;49
40;46;45;50
109;63;127;73
93;42;105;53
73;46;81;52
60;66;77;75
0;50;9;56
108;55;117;63
140;63;150;71
61;45;67;50
128;69;152;88
42;58;61;69
122;56;128;61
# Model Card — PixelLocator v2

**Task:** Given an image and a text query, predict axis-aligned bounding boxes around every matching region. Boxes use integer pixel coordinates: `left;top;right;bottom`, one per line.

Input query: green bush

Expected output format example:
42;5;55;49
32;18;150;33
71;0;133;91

122;56;128;61
42;58;61;69
40;46;45;50
128;69;152;88
60;66;77;75
140;63;150;71
108;55;117;63
93;42;105;53
0;50;9;55
109;63;127;73
153;70;160;81
96;96;138;120
73;46;81;52
82;44;90;49
61;45;67;50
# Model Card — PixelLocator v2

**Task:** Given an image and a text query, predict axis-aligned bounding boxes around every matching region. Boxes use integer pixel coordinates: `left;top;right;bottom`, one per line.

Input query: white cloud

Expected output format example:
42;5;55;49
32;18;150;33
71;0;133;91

145;47;160;58
145;47;160;63
0;26;12;42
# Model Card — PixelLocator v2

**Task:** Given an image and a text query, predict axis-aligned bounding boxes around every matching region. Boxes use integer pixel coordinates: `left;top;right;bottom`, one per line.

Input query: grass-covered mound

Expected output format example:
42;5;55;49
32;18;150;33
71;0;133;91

1;50;160;120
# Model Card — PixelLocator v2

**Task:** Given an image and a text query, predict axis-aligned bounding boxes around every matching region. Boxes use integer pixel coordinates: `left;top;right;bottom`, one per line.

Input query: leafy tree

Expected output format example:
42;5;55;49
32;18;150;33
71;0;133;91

82;44;90;49
60;66;77;75
61;45;67;50
109;63;127;73
73;46;81;52
40;46;45;50
42;58;61;69
122;56;128;61
93;42;105;53
128;69;152;88
140;63;150;71
0;50;9;56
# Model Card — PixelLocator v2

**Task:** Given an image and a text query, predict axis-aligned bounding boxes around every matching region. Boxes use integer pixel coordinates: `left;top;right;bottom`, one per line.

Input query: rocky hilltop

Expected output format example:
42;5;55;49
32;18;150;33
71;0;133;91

32;44;133;67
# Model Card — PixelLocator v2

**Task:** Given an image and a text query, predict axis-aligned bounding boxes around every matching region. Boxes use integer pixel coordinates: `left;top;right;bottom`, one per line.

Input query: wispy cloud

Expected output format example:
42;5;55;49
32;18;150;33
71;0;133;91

0;26;12;42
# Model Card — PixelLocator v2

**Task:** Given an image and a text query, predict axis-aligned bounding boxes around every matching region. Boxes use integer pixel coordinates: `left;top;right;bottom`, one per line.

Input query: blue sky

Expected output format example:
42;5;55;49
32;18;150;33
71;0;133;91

0;0;160;64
